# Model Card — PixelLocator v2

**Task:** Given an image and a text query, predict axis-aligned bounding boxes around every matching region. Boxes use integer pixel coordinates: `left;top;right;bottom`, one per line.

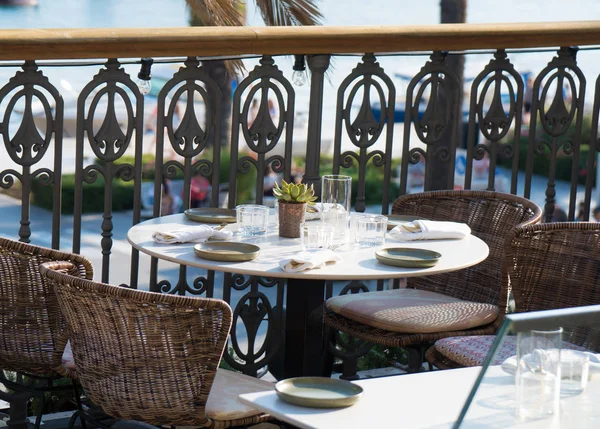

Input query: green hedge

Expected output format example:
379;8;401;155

32;174;136;214
498;136;594;186
31;150;256;213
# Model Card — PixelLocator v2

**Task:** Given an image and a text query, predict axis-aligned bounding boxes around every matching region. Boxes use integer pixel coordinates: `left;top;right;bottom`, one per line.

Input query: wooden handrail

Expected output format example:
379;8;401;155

1;21;600;61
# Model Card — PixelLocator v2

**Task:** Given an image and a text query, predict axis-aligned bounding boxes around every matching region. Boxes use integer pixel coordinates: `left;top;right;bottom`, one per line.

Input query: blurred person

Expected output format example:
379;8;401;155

189;173;211;208
263;164;279;197
147;177;181;216
576;201;587;221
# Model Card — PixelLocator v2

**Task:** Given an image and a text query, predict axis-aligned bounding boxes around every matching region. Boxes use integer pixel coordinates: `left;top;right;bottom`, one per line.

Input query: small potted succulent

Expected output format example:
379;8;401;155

273;180;318;238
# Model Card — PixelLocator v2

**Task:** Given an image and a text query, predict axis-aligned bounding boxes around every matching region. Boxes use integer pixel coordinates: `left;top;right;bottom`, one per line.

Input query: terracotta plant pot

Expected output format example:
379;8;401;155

278;201;307;238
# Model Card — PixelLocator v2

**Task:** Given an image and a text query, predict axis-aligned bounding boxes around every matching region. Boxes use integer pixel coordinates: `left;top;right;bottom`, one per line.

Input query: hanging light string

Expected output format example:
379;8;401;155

0;44;598;69
136;57;154;95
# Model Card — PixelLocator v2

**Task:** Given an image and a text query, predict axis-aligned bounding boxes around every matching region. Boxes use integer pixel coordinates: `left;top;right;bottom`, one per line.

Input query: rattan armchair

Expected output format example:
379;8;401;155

324;190;542;376
40;261;275;429
0;236;93;429
426;222;600;369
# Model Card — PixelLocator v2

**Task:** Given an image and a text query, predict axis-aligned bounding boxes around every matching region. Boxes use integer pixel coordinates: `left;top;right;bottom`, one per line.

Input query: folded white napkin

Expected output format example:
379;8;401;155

280;249;342;273
305;204;321;221
152;225;233;244
388;220;471;241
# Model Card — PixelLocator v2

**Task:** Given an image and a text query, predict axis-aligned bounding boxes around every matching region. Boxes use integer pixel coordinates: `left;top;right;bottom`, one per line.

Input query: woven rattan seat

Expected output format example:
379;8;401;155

40;261;274;429
324;190;542;375
426;222;600;370
0;236;93;428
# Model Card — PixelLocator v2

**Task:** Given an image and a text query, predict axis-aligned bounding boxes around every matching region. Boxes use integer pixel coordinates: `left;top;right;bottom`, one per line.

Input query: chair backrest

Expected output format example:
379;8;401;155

392;190;541;309
0;237;93;377
40;261;233;427
505;222;600;350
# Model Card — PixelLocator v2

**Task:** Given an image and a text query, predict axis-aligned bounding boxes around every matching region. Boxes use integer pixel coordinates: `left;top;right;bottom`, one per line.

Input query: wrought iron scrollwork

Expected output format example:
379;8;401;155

332;53;395;213
73;58;144;285
229;55;294;206
221;55;293;375
464;49;524;193
149;57;223;295
524;47;586;222
0;60;63;246
222;273;284;377
399;51;461;194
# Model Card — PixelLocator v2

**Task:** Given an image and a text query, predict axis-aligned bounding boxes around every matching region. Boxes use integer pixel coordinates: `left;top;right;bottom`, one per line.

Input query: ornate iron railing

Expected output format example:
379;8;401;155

1;23;600;376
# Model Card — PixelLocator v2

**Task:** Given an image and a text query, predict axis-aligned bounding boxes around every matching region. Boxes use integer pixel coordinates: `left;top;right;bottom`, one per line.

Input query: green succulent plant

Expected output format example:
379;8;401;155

273;180;318;204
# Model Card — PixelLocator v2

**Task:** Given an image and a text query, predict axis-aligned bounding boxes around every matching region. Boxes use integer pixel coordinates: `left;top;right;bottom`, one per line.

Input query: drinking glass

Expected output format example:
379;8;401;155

560;350;590;396
236;204;270;236
516;328;562;419
301;223;334;250
321;175;352;243
353;214;388;247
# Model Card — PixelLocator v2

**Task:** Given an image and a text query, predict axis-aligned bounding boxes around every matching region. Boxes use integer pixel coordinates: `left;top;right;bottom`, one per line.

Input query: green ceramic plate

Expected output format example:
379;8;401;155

193;242;260;262
275;377;363;408
184;208;237;224
386;214;426;230
375;247;441;268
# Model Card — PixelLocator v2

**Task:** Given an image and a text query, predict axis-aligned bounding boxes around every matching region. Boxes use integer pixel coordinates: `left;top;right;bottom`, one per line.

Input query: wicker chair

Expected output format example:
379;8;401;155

324;190;542;375
40;261;275;429
426;222;600;370
0;236;94;429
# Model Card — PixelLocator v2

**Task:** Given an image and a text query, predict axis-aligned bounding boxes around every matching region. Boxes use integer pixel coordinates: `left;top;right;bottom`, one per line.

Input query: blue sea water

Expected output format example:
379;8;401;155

0;0;190;28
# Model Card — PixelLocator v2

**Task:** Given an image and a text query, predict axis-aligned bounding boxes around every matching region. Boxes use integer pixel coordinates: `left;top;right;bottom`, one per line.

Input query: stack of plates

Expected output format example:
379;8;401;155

184;208;237;224
375;247;441;268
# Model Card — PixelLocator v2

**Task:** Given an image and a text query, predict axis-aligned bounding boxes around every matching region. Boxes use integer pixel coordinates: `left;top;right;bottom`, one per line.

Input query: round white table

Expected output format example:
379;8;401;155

127;214;489;377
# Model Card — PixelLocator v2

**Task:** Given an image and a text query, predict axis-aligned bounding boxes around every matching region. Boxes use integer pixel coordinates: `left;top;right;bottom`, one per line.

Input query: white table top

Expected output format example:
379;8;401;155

127;214;489;280
239;367;600;429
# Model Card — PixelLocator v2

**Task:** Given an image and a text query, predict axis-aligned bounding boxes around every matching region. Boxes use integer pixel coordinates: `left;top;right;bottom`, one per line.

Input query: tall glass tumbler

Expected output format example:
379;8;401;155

516;328;562;420
321;175;352;244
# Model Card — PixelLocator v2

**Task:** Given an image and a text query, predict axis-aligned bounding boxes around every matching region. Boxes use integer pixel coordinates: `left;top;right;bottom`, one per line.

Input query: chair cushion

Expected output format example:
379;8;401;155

206;368;274;421
434;335;590;367
326;289;498;334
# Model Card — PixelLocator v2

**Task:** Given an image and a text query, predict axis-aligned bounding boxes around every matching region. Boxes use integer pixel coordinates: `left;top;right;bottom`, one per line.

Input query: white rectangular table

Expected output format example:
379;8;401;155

239;367;600;428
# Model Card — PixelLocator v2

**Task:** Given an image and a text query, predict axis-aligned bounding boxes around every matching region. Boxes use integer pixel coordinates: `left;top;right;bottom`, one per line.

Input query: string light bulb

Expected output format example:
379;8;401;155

136;57;154;96
292;55;307;87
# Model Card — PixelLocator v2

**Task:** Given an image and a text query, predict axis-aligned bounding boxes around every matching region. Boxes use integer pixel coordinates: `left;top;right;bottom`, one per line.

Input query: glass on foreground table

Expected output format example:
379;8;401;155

455;305;600;428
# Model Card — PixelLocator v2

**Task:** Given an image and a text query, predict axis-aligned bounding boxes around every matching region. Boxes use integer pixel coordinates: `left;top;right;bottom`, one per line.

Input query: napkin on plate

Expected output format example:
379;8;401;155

152;225;233;244
388;220;471;241
280;249;342;273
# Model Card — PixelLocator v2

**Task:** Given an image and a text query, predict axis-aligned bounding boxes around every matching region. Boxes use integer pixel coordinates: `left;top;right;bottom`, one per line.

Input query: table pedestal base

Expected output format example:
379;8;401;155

282;278;326;378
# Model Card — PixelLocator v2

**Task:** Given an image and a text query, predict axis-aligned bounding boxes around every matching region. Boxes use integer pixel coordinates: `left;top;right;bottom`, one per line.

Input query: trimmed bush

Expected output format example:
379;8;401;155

32;173;135;214
498;136;594;186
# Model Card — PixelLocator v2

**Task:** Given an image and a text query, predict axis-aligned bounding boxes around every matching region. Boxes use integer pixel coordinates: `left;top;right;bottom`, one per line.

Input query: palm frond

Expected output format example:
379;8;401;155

186;0;246;75
185;0;323;77
255;0;323;26
186;0;244;27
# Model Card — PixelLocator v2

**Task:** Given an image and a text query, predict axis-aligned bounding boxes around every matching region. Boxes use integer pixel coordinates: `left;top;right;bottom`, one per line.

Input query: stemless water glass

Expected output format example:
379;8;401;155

321;175;352;243
236;204;270;237
560;350;590;396
353;214;388;247
516;328;562;419
301;223;334;250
